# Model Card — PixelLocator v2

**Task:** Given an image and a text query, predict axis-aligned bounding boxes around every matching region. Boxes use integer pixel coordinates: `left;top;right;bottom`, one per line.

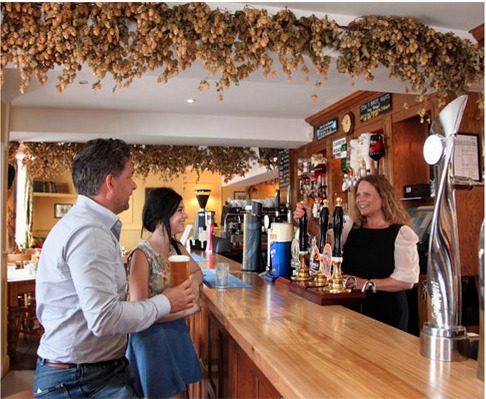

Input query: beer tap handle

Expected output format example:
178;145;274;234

286;185;292;223
332;197;344;257
275;189;280;220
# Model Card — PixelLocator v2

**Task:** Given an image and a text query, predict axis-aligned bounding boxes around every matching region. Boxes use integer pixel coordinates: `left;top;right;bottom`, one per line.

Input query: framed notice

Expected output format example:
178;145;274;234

54;203;73;218
454;133;482;182
234;191;246;200
316;118;338;140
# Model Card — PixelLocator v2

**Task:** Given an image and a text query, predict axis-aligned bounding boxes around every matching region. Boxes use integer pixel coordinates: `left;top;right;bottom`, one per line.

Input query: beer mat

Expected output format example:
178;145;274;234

191;253;208;262
202;270;252;289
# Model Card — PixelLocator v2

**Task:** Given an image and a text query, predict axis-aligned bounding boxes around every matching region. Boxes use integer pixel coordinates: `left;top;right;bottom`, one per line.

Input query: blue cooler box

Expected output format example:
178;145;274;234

270;241;292;277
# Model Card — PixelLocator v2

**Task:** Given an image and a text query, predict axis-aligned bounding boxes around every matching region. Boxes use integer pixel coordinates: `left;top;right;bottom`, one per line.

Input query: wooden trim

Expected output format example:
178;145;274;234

470;23;484;48
305;91;381;126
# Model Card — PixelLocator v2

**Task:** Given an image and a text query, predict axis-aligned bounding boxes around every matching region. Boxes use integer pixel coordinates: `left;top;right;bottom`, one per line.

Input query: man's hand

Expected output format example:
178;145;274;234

293;202;308;223
163;278;195;313
293;202;320;236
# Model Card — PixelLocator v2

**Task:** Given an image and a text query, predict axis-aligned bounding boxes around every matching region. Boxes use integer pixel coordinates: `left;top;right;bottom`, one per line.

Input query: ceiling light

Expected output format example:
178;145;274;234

186;98;196;104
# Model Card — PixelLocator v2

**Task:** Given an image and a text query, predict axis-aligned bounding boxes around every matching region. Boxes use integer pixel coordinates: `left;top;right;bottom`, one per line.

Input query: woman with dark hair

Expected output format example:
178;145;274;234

126;187;203;399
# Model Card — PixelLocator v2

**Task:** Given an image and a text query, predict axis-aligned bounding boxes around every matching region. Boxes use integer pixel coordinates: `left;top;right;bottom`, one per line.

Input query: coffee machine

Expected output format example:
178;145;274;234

220;205;245;248
190;189;215;250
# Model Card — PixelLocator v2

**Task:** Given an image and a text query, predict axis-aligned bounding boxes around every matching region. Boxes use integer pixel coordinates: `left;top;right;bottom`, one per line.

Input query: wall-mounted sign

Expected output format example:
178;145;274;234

316;117;338;140
360;93;392;123
332;137;346;157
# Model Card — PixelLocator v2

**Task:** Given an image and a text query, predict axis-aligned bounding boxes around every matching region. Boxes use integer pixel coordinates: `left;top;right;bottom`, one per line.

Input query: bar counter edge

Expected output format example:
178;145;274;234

189;252;483;399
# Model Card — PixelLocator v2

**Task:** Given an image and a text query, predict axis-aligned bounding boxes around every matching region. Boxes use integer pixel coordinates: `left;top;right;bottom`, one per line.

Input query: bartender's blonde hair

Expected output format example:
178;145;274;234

349;175;411;228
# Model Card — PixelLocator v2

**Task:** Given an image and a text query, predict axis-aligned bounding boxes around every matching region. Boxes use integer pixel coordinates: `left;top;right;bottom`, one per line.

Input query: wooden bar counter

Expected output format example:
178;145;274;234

189;252;483;398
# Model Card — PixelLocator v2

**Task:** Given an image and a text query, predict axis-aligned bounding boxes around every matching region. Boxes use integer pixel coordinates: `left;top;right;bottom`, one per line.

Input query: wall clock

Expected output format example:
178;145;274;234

342;112;355;135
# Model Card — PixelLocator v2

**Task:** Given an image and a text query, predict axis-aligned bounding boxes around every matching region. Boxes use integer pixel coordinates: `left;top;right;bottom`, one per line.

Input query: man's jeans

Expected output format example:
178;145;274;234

33;357;142;398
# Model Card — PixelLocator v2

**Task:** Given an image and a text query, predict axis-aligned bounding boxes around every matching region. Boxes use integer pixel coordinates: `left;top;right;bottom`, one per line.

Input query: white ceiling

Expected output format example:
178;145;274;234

2;2;484;149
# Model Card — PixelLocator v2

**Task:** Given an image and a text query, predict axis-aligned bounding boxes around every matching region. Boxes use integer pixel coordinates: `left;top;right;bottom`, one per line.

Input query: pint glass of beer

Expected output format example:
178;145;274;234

168;255;190;287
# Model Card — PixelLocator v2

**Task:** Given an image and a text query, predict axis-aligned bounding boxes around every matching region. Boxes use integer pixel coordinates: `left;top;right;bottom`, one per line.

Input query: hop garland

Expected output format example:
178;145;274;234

8;141;280;183
1;2;483;107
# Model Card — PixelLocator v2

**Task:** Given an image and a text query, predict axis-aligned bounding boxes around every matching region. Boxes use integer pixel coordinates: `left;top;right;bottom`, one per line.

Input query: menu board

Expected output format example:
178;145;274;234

279;149;290;188
360;93;392;123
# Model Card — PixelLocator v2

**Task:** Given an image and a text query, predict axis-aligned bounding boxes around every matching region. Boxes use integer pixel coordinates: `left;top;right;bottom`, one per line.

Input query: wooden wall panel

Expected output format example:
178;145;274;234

391;116;430;200
456;187;484;276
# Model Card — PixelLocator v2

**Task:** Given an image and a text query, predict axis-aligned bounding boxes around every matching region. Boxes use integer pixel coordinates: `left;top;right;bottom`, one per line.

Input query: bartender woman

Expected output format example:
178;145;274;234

294;175;419;331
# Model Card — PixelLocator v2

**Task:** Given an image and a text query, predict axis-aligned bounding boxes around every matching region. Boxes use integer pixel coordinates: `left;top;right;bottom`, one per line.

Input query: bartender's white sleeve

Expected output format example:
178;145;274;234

391;225;420;283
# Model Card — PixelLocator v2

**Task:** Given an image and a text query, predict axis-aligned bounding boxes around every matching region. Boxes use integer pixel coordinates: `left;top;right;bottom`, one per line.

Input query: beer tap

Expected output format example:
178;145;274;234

332;197;344;258
420;94;474;361
298;202;308;252
286;185;292;224
326;197;351;294
318;199;330;253
275;189;281;223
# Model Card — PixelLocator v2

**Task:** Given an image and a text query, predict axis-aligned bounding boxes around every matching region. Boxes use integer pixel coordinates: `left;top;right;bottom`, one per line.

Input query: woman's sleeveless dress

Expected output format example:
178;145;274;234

126;240;203;398
341;225;409;331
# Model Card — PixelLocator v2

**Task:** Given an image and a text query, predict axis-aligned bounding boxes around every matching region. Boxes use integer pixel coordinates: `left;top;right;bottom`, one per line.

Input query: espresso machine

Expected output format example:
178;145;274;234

190;189;215;250
220;205;245;248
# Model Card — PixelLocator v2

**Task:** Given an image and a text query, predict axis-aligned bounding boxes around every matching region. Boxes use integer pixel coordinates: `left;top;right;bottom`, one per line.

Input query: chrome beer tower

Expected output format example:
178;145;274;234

420;95;478;361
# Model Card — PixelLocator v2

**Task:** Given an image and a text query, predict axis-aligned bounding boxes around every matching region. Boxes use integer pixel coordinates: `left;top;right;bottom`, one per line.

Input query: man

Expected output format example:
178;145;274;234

34;139;195;398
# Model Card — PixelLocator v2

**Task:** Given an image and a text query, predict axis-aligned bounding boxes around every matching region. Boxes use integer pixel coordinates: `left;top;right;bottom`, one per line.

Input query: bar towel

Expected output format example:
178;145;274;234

202;269;252;289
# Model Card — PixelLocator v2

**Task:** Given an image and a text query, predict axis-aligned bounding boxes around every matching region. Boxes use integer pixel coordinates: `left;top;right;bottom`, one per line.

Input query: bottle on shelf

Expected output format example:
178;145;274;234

369;134;385;174
341;143;350;191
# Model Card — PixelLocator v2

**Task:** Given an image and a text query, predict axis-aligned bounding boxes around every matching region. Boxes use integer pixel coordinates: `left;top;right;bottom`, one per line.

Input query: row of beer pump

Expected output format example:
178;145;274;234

264;184;352;294
286;196;352;294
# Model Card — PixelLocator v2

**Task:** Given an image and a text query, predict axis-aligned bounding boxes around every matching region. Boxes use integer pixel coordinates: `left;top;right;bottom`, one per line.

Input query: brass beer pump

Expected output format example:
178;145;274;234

326;197;351;294
291;251;313;285
308;239;328;288
312;199;331;289
327;258;351;294
291;202;313;284
312;263;329;288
